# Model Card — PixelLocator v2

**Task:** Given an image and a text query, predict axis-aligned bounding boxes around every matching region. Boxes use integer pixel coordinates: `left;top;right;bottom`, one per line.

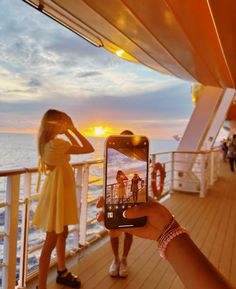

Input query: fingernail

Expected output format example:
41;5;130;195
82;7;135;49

123;210;127;218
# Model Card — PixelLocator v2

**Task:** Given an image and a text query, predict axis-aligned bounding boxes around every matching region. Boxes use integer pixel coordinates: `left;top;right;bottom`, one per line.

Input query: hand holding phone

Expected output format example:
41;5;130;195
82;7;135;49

104;135;149;229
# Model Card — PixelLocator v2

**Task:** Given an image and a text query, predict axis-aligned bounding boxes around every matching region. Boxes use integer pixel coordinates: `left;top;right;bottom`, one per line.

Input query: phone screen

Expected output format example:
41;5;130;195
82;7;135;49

104;135;149;229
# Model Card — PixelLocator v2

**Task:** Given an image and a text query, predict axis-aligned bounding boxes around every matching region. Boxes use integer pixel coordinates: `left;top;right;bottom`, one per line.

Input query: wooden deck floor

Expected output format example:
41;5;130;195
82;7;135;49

28;161;236;289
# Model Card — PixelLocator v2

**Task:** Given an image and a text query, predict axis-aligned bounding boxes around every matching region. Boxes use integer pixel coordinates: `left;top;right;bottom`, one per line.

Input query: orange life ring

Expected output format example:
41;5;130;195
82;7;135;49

151;162;166;197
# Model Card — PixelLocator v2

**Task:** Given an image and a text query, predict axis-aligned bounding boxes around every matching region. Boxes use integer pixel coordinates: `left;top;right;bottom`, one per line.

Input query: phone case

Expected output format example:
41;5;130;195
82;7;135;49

104;135;149;229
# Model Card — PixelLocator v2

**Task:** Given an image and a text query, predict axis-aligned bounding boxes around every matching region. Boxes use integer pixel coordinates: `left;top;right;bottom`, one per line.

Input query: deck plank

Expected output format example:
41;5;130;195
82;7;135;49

26;162;236;289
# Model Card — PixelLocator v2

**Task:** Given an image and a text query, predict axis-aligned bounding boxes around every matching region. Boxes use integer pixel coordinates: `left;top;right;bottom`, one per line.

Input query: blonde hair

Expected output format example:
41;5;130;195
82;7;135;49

38;109;65;157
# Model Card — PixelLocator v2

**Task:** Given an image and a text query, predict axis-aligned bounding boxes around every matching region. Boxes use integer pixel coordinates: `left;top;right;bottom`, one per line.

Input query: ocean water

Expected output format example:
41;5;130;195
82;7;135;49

0;133;177;280
0;133;177;170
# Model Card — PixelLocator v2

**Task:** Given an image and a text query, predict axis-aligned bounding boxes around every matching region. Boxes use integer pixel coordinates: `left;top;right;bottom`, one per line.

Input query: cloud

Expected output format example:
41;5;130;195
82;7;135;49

27;78;42;88
67;82;192;121
0;82;193;138
0;0;193;139
76;71;103;78
0;0;119;76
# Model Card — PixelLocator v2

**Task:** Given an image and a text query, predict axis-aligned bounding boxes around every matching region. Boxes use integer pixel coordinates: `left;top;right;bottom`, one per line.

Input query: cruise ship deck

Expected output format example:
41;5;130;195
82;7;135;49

2;1;236;289
27;160;236;289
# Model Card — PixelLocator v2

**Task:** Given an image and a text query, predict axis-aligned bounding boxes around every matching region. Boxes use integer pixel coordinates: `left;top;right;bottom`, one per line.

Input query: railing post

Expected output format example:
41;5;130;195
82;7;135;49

3;174;20;289
216;150;221;179
210;150;214;186
74;166;83;248
151;154;156;167
150;154;156;194
200;153;206;198
170;152;174;193
18;173;31;289
110;185;114;204
79;164;89;246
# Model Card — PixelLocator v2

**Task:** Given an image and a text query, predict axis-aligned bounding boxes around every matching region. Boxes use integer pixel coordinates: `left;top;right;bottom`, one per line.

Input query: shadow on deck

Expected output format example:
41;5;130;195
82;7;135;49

27;161;236;289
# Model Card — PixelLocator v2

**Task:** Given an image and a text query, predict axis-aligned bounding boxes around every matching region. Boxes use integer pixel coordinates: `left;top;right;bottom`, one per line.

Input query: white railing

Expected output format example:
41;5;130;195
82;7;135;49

0;148;221;289
150;147;221;198
0;160;104;289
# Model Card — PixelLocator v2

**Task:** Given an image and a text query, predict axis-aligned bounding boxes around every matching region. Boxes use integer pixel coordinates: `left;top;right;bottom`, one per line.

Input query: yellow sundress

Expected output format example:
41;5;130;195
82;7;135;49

32;138;78;234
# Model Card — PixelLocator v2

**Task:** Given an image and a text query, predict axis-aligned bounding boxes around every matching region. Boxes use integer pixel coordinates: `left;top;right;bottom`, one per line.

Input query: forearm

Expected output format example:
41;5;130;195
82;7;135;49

167;234;234;289
65;131;79;146
116;202;235;289
67;127;94;152
72;128;94;150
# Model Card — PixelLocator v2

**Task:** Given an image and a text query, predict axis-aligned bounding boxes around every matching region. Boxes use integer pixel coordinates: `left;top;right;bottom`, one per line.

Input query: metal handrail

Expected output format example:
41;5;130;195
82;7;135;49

0;159;104;176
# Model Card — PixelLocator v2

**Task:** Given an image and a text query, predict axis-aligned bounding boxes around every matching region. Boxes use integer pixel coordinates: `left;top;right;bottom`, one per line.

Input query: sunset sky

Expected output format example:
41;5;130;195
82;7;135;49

0;0;194;139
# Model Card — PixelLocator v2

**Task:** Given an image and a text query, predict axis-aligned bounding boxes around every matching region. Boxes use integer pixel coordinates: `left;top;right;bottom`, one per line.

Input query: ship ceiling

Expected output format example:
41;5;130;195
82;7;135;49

227;93;236;121
23;0;235;89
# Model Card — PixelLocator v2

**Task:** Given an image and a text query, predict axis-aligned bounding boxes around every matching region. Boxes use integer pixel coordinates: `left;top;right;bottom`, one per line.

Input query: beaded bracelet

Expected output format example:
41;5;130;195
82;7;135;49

157;217;188;260
157;217;178;242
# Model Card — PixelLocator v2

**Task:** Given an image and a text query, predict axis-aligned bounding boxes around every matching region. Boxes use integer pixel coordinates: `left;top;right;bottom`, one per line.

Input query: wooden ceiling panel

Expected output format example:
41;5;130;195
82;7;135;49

166;0;233;88
227;105;236;120
82;0;197;81
22;0;236;89
208;0;236;88
35;0;174;74
123;0;219;86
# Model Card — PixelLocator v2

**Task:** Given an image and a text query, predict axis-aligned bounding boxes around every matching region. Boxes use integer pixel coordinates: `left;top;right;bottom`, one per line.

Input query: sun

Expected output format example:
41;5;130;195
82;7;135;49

93;126;107;137
82;125;114;137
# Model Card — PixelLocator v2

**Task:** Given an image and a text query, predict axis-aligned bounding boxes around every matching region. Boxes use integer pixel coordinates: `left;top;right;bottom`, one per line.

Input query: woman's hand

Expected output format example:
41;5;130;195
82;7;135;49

96;196;105;222
62;113;75;131
96;196;172;241
66;117;75;131
120;201;172;240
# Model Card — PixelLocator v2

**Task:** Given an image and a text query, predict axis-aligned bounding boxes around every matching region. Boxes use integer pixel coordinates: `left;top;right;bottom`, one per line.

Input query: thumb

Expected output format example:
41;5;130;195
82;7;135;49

123;204;148;219
123;201;158;219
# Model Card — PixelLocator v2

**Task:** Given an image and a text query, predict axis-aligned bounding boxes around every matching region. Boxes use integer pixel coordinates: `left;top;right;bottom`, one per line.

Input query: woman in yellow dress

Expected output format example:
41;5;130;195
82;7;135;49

32;109;94;289
116;170;128;204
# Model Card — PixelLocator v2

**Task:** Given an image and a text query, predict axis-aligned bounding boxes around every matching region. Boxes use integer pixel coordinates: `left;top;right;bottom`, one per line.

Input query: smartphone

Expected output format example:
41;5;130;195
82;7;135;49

104;135;149;229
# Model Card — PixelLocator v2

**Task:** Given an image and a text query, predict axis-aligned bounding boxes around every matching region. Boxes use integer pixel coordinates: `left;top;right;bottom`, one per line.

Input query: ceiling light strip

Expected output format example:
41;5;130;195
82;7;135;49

82;0;180;78
22;0;103;47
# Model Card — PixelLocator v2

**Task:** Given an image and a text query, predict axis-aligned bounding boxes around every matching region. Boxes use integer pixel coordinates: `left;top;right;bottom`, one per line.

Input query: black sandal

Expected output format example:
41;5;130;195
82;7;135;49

56;268;81;288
